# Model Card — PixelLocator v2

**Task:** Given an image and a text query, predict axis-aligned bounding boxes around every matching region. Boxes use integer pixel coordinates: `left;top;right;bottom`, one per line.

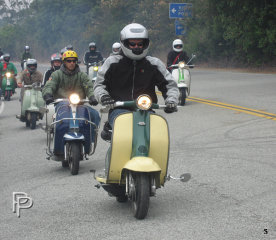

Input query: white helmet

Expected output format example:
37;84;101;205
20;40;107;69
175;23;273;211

26;58;37;73
120;23;149;60
112;42;121;54
172;39;183;52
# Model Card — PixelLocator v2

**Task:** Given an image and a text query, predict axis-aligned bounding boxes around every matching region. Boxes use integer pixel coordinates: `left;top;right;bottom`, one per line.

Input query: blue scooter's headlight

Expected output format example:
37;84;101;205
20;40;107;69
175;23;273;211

69;93;80;104
136;95;152;110
6;72;11;78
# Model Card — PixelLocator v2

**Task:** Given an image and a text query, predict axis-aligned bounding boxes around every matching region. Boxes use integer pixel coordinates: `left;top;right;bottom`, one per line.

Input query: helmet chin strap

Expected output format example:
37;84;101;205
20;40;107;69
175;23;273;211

132;48;143;55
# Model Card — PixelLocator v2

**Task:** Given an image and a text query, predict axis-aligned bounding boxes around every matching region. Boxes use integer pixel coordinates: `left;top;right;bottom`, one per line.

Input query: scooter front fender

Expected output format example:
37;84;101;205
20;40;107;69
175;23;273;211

123;156;161;173
64;132;85;141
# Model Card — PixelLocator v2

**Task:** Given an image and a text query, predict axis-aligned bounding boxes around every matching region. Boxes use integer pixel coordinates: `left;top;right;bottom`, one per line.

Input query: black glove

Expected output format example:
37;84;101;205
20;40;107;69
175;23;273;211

89;95;98;106
101;95;115;108
164;101;177;113
43;94;54;105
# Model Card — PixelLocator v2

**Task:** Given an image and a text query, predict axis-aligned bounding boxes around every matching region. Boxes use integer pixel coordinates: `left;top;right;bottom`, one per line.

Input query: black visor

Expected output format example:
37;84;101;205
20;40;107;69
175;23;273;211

174;44;183;48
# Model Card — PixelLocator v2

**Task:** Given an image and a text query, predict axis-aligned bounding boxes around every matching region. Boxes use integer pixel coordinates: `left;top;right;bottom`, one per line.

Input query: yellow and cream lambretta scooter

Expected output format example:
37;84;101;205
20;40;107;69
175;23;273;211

92;95;191;219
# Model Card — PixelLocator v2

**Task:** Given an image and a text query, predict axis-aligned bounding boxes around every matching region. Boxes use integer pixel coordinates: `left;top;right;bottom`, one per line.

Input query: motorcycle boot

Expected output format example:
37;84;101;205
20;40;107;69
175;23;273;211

101;121;112;141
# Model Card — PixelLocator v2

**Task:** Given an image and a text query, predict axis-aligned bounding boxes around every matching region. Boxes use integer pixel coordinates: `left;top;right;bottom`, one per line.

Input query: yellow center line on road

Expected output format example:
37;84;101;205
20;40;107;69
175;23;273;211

156;91;276;121
188;97;276;121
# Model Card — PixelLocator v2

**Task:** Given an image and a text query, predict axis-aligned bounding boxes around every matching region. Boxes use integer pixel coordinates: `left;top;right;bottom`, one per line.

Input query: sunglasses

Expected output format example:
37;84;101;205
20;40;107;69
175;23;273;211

66;59;77;63
128;41;144;47
175;44;183;48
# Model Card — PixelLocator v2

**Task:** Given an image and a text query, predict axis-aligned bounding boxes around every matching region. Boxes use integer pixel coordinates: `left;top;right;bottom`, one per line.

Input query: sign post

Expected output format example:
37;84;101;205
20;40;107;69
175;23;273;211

169;3;192;36
175;20;187;36
169;3;193;19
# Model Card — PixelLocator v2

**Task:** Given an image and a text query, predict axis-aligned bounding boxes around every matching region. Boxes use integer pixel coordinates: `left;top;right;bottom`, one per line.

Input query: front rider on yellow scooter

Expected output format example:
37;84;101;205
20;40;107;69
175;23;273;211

93;23;179;140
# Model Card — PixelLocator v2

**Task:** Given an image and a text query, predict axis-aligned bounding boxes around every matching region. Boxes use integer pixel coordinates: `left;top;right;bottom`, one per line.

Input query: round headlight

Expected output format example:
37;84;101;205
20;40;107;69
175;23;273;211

69;93;80;104
93;66;98;71
136;95;152;110
179;62;185;68
6;72;11;78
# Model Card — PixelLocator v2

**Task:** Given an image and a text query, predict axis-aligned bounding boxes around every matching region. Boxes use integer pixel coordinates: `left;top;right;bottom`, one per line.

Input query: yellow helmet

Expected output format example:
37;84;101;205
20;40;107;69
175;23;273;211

62;50;78;61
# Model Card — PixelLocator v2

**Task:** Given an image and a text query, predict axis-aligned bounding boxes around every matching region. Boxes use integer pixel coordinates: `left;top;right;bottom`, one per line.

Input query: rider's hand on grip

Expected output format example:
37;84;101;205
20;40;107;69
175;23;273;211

164;101;177;113
43;94;54;105
101;95;115;109
89;95;98;106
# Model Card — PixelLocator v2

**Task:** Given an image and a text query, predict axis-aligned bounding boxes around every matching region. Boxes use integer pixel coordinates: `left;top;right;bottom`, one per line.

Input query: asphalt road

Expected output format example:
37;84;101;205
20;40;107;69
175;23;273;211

0;64;275;240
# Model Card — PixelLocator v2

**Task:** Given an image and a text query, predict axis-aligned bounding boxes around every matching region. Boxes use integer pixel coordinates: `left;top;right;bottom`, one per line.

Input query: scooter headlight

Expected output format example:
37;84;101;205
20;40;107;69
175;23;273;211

69;93;80;104
136;95;152;110
6;72;11;78
93;66;98;71
178;62;185;68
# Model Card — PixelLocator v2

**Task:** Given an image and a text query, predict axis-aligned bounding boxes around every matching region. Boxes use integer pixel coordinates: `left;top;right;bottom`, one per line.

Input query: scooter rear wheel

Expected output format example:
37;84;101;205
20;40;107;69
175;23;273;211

68;142;80;175
131;173;150;219
62;160;69;168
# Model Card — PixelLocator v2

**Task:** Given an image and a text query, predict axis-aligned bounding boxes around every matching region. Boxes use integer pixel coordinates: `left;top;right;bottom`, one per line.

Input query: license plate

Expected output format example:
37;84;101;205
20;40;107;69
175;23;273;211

7;80;10;85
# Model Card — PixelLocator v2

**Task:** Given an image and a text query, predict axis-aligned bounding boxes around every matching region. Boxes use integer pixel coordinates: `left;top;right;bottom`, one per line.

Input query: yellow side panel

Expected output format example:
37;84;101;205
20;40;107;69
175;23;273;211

149;114;169;185
108;113;133;182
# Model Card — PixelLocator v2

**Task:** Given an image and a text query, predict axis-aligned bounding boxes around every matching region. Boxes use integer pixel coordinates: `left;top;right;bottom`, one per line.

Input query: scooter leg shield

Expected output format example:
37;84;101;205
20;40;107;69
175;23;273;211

76;105;93;154
54;104;71;155
148;114;170;186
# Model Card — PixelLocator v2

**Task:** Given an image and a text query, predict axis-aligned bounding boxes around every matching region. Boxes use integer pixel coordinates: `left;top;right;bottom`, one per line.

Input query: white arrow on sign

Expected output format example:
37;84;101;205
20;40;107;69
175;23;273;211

171;8;176;14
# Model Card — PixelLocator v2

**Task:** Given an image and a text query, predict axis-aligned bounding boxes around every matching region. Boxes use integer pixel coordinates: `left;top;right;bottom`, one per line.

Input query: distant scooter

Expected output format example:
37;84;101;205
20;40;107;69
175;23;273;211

168;54;196;106
92;95;191;219
16;82;45;129
1;71;16;101
87;60;104;83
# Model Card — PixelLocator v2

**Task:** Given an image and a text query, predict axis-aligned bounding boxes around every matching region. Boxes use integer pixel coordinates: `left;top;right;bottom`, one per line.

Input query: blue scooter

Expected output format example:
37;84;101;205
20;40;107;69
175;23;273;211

44;93;99;175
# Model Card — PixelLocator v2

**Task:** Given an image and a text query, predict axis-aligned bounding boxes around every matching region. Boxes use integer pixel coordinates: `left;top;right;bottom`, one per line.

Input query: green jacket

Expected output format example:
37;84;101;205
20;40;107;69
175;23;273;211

0;62;18;75
42;64;94;99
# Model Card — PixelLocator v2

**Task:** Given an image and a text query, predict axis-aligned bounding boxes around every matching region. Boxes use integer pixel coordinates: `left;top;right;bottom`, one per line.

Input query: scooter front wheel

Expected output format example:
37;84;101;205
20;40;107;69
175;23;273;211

5;90;11;101
30;113;37;129
179;87;186;106
68;142;80;175
131;173;150;219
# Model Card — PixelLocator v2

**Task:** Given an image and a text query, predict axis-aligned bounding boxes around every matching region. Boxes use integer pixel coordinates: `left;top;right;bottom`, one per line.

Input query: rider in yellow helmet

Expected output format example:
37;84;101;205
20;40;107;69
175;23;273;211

42;50;100;141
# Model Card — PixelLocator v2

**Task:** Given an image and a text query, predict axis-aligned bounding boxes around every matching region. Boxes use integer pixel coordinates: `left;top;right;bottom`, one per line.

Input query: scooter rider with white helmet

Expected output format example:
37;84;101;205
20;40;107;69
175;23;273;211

167;39;190;72
94;23;179;139
110;42;121;56
17;58;43;102
42;53;62;87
